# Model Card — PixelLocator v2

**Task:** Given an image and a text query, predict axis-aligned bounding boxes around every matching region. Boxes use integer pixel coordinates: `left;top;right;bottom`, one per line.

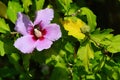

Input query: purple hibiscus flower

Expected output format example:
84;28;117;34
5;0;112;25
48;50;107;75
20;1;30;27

14;8;61;53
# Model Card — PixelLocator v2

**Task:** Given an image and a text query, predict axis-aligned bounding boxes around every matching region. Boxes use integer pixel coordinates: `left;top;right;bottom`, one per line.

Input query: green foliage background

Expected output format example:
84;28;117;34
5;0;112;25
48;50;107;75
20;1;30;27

0;0;120;80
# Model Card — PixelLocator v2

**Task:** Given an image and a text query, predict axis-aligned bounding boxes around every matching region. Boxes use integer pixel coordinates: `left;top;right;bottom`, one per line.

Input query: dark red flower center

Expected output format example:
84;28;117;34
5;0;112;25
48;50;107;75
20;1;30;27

30;25;47;41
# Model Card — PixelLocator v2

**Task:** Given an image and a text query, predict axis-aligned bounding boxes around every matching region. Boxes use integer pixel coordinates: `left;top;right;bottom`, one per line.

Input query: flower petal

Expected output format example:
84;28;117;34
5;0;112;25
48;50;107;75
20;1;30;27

34;8;54;26
44;24;61;41
14;35;35;53
35;39;53;51
15;12;33;35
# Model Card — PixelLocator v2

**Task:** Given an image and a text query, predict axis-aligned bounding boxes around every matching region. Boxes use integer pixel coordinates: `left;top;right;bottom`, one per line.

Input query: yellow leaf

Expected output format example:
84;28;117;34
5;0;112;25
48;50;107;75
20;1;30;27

0;1;7;18
62;18;85;40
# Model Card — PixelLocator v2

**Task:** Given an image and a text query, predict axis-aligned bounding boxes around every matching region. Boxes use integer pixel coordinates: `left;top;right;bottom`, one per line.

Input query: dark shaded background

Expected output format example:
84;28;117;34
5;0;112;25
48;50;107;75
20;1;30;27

87;0;120;34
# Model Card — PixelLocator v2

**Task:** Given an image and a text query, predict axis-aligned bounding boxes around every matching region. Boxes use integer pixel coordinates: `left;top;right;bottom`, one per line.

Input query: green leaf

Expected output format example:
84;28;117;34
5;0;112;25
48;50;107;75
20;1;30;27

0;1;7;18
22;54;32;71
10;53;20;62
57;0;72;12
67;3;78;16
2;37;17;54
65;42;74;53
77;42;94;71
0;40;5;56
63;0;72;10
0;77;2;80
0;18;10;33
0;66;18;77
86;74;95;79
103;62;120;79
22;0;32;13
91;28;113;46
59;49;66;57
80;7;97;32
7;1;23;23
73;72;79;80
107;35;120;53
50;67;69;80
8;53;21;72
94;56;106;72
35;0;45;10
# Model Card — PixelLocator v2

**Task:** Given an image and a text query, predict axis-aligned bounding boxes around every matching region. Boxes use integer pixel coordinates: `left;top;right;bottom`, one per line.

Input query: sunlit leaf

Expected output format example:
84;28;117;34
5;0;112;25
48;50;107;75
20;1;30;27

10;53;20;62
112;71;119;80
67;3;78;16
22;0;32;13
86;74;95;79
59;49;66;57
35;0;45;10
64;0;72;6
87;43;94;59
0;40;5;56
107;35;120;53
77;42;94;71
63;0;72;10
0;18;10;33
94;73;101;80
90;28;113;46
57;0;72;12
7;1;23;23
80;7;97;32
0;1;7;18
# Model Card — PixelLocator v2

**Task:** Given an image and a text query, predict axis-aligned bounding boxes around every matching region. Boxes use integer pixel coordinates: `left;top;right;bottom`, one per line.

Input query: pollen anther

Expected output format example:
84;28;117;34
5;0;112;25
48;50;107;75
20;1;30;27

34;28;42;38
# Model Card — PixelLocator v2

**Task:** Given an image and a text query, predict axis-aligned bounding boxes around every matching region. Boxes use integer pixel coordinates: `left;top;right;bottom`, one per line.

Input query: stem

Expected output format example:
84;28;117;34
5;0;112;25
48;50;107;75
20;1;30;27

86;33;101;48
64;9;81;17
86;33;110;56
10;32;18;35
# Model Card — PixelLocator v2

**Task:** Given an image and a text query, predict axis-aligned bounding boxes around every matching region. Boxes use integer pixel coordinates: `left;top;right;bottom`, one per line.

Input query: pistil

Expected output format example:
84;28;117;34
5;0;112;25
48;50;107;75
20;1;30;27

34;28;42;38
